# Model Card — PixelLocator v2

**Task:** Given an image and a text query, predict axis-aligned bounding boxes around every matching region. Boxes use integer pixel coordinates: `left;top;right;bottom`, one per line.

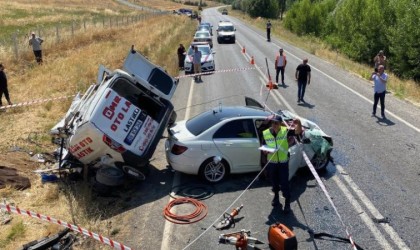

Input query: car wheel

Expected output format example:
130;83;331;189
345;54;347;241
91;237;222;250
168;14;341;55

217;38;221;44
310;151;331;173
199;157;229;183
168;111;177;127
232;39;236;44
95;166;125;186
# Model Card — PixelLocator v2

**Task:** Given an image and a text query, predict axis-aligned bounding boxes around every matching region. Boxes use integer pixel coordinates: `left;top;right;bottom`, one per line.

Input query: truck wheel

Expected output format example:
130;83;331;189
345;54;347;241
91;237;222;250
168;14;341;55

95;166;125;186
122;165;147;181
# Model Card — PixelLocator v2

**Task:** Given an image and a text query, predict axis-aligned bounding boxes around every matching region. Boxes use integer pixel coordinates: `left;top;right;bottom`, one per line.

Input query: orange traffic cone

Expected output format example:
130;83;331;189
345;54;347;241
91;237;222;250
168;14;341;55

250;56;255;65
242;46;246;53
266;76;277;90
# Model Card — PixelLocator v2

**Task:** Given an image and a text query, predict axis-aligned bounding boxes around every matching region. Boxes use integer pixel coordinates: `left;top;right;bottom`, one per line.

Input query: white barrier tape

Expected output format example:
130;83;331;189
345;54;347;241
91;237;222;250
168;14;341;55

0;203;132;250
174;65;263;79
302;152;358;250
0;95;76;110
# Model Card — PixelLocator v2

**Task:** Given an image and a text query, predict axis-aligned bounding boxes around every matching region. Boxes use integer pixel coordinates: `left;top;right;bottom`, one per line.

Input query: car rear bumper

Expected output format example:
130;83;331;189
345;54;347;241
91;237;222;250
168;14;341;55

164;140;200;175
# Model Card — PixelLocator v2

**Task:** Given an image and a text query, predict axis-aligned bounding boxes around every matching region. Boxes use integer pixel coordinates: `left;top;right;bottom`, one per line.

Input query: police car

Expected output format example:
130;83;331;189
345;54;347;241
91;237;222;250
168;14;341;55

184;42;216;74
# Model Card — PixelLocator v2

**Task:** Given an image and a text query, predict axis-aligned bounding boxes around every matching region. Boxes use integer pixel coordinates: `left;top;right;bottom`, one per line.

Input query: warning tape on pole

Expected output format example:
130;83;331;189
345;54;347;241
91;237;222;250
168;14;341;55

302;152;359;250
174;65;263;79
0;203;133;250
0;95;76;111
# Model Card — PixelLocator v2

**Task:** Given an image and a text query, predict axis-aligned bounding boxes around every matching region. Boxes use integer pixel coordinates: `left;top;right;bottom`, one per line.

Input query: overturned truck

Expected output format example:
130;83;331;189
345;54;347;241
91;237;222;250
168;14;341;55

50;46;178;186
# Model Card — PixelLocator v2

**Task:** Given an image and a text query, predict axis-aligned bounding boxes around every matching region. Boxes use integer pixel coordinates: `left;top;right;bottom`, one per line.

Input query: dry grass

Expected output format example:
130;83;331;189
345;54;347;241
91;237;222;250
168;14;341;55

229;9;420;106
0;5;196;249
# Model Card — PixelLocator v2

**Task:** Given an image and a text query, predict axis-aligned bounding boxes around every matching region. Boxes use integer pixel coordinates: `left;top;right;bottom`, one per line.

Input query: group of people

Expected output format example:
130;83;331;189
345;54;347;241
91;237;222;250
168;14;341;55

273;47;312;103
0;32;44;108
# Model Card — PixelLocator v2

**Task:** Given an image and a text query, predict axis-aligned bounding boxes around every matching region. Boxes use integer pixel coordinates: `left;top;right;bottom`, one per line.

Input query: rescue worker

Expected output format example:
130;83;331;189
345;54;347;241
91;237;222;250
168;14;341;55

275;48;287;85
262;115;297;214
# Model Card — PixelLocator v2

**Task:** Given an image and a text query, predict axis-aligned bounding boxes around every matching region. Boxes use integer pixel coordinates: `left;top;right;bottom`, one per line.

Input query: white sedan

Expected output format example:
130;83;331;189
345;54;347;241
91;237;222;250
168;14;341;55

165;98;333;183
184;42;215;74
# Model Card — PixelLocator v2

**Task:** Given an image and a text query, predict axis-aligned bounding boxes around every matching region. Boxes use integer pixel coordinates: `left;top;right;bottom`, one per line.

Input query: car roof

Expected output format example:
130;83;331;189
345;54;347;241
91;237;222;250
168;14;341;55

199;106;269;120
190;41;210;46
218;21;233;26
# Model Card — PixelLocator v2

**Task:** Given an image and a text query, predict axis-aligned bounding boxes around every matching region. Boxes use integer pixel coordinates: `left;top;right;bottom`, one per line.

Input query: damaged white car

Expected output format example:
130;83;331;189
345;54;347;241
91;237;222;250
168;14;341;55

165;97;333;183
50;46;178;186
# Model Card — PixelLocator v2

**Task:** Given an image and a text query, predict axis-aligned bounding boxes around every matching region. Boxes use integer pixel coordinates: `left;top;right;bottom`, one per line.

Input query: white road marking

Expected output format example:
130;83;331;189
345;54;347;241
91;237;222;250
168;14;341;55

234;20;420;133
337;165;410;249
331;173;394;249
160;78;195;250
237;37;408;248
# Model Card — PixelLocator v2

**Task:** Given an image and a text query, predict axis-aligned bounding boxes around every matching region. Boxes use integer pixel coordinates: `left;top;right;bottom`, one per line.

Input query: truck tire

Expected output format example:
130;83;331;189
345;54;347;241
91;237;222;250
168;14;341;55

122;165;147;181
95;166;125;186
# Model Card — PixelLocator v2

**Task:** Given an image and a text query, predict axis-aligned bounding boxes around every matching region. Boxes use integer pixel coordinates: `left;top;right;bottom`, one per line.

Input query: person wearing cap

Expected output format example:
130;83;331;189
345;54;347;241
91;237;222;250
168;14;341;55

29;32;44;65
274;48;287;85
373;50;387;72
177;44;186;70
0;63;12;107
295;58;311;103
261;114;297;214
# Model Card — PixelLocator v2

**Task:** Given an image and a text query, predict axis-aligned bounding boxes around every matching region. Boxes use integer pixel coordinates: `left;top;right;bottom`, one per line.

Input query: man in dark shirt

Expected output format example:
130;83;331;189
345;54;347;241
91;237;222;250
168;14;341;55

0;63;12;107
177;44;186;70
266;20;272;42
295;58;311;103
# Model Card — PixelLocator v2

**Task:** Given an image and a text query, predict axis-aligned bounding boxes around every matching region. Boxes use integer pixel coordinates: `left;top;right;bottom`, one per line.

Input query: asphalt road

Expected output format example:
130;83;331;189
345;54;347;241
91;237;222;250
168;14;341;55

119;7;420;250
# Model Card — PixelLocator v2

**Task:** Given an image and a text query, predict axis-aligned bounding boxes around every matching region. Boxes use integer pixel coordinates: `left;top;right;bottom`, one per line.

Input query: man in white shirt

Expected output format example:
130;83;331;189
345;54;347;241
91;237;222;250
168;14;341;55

275;48;287;85
192;46;202;82
29;32;44;65
371;65;388;119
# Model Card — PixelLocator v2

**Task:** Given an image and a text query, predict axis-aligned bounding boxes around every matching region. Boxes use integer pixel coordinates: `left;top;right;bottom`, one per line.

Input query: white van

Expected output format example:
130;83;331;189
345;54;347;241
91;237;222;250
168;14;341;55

217;21;236;44
51;46;178;185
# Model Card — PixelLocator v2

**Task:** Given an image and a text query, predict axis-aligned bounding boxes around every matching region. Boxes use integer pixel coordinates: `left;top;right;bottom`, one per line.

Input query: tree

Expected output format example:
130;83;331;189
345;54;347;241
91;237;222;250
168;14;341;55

247;0;280;18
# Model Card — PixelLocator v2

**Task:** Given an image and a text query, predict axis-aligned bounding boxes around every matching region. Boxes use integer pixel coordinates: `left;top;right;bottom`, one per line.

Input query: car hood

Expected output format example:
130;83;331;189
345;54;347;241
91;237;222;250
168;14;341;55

185;54;214;63
167;120;195;141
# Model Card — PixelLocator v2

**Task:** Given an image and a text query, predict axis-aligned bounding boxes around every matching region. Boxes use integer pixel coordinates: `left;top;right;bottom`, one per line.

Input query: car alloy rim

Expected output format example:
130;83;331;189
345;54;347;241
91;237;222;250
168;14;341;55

204;161;225;182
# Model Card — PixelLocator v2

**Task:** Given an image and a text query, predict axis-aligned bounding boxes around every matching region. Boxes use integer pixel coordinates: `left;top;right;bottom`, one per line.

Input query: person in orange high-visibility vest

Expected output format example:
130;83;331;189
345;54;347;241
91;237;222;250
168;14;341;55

274;48;287;85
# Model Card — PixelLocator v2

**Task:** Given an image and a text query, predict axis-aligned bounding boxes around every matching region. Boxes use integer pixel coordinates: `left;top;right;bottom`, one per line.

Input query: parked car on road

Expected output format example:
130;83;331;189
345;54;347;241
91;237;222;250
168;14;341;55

51;46;178;186
222;9;228;15
184;42;215;74
165;97;333;183
197;23;212;36
217;21;236;44
193;31;213;48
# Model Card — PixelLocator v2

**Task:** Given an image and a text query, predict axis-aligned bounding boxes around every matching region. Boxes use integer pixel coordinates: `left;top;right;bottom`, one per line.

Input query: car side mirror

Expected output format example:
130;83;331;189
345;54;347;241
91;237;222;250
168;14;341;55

234;28;236;31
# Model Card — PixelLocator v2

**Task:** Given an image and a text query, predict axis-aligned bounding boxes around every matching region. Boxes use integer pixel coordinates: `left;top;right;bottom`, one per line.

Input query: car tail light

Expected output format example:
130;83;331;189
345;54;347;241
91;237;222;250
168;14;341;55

171;144;188;155
102;135;126;153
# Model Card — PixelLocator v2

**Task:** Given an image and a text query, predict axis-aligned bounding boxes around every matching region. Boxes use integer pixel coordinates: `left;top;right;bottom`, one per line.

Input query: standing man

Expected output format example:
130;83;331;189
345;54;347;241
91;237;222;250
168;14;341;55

373;50;387;72
295;58;311;103
192;46;202;82
177;44;186;70
262;115;295;214
29;32;44;65
275;48;287;85
371;65;388;119
266;20;272;42
0;63;12;107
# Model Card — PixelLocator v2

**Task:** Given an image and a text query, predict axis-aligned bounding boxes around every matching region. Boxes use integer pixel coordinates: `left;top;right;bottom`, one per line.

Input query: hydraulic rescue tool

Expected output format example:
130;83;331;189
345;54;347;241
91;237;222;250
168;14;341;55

267;223;298;250
218;229;264;250
214;204;244;230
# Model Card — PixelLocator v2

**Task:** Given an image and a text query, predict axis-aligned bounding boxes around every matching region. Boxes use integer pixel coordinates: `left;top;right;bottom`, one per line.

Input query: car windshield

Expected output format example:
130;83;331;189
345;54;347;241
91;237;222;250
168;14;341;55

195;32;209;38
198;26;210;31
187;46;211;56
219;26;234;32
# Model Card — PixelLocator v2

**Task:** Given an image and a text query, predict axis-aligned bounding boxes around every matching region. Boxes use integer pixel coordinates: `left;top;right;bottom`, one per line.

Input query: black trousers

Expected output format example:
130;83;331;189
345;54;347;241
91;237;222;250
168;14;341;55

267;162;290;199
178;55;185;68
33;50;43;64
267;29;271;41
0;86;11;106
373;91;386;116
275;66;285;84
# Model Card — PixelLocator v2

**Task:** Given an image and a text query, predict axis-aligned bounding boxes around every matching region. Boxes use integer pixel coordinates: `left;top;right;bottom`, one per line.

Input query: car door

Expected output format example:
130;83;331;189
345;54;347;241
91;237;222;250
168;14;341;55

212;118;260;173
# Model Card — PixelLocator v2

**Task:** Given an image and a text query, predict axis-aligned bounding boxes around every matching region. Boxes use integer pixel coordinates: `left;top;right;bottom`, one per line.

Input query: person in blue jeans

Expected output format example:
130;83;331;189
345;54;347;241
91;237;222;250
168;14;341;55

295;58;311;103
371;65;388;118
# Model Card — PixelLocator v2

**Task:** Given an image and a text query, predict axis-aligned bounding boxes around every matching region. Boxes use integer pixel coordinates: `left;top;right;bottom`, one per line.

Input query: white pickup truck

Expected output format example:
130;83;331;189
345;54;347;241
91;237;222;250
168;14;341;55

50;46;178;186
